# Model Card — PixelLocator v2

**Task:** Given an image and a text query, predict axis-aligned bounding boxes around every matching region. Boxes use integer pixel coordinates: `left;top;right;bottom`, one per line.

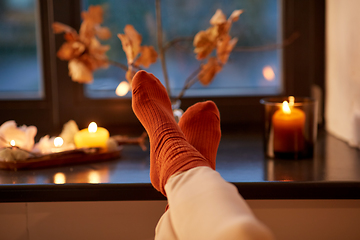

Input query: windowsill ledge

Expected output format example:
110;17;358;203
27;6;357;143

0;129;360;202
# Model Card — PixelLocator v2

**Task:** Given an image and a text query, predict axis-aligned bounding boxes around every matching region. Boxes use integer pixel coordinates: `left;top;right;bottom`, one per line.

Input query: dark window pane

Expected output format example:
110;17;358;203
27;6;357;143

83;0;281;99
0;0;43;99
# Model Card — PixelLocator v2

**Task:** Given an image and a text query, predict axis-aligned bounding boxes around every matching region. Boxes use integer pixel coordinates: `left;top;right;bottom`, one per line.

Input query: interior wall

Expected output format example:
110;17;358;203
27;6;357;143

325;0;360;148
1;200;360;240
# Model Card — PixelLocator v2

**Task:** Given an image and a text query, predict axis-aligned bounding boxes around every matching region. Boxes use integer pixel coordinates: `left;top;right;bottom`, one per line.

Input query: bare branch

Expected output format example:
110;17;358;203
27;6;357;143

234;32;300;52
156;0;172;97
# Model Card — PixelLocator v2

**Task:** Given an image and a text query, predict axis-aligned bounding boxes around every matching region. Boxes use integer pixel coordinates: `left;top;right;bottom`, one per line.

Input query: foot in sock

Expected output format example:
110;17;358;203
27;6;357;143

131;70;210;196
178;101;221;170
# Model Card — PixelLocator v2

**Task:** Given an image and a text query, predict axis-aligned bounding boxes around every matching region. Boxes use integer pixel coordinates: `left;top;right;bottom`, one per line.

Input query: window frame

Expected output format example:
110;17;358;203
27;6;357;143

0;0;325;136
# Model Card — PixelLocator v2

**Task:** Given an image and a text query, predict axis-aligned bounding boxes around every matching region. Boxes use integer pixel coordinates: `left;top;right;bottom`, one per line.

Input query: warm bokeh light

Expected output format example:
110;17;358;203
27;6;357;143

54;172;66;184
289;96;295;106
115;81;130;96
88;171;101;184
88;122;97;133
10;140;15;147
54;137;64;147
282;101;291;114
262;66;275;81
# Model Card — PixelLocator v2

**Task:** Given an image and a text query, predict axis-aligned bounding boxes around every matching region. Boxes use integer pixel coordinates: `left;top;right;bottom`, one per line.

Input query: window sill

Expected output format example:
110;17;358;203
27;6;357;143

0;129;359;202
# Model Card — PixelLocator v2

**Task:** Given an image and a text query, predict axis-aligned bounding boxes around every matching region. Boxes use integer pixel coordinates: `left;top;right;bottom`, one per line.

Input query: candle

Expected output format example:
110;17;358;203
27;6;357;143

51;137;75;153
272;100;305;153
74;122;109;148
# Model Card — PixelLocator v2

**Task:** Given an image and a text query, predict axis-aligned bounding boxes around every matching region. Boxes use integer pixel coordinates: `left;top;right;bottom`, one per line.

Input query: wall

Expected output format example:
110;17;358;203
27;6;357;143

1;200;360;240
326;0;360;148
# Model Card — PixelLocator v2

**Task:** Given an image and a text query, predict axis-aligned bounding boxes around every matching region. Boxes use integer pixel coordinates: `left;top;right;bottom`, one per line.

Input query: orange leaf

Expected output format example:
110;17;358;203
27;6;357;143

52;22;77;34
193;27;218;60
124;25;142;57
68;59;93;83
210;9;227;25
228;9;244;23
198;57;222;86
81;5;104;24
95;26;111;40
217;35;238;64
118;25;143;64
135;46;158;68
57;41;86;61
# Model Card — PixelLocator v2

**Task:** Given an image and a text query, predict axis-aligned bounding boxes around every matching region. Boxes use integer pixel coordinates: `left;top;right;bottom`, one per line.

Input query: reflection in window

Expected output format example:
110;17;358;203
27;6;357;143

83;0;281;98
0;0;43;99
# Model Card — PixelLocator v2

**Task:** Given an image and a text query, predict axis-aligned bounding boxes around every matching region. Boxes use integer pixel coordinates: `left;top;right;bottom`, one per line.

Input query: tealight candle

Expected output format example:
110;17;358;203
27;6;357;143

51;137;75;153
74;122;109;148
272;100;305;153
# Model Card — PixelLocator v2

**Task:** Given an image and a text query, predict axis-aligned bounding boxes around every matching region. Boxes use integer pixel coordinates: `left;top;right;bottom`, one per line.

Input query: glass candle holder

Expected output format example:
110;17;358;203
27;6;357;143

260;97;318;159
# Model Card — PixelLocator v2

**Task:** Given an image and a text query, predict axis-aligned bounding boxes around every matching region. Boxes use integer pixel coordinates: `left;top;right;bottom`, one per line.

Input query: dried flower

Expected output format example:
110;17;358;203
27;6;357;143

0;120;37;151
52;5;111;83
118;25;158;83
194;9;243;86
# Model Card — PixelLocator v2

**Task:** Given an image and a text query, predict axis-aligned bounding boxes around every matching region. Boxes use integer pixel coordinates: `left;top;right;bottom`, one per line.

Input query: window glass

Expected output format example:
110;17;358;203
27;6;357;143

0;0;43;100
83;0;281;99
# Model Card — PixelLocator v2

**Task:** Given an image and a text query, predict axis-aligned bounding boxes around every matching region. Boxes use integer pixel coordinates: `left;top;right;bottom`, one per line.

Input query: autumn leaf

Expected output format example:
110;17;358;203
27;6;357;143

198;57;222;86
210;9;227;25
52;5;110;84
135;46;158;68
68;59;93;83
56;41;85;60
193;27;218;60
118;25;143;65
228;9;244;23
81;5;104;24
118;24;157;71
217;35;238;64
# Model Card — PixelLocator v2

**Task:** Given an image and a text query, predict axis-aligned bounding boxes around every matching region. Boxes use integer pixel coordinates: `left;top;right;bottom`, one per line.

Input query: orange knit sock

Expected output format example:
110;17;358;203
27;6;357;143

132;70;210;196
178;101;221;170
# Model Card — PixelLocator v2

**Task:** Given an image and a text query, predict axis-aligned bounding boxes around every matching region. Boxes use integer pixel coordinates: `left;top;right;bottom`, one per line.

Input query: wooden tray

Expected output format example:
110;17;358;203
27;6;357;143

0;147;122;170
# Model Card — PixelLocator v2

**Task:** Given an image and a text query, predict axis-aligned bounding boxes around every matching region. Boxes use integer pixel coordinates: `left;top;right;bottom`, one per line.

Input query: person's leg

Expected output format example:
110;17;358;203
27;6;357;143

132;71;274;240
178;101;221;170
131;70;212;196
156;167;275;240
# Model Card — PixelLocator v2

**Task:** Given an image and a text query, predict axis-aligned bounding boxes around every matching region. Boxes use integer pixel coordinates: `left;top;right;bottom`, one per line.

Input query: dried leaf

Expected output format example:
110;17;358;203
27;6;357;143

198;57;222;86
52;22;77;34
193;27;218;60
68;59;93;83
217;35;238;64
118;25;143;65
124;25;142;58
81;5;104;24
95;26;111;40
228;9;244;23
118;33;133;63
210;9;227;25
135;46;158;68
57;41;86;60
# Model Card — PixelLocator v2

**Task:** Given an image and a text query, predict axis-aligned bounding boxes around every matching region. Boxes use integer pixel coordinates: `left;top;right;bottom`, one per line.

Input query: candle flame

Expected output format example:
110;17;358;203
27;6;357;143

54;172;66;184
10;140;15;147
282;101;291;114
88;122;97;133
115;81;130;96
89;171;101;184
54;137;64;147
289;96;295;106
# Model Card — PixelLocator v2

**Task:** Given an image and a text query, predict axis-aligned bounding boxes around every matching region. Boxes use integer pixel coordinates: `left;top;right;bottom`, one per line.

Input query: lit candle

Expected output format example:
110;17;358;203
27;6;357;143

272;99;305;153
51;137;75;153
74;122;109;148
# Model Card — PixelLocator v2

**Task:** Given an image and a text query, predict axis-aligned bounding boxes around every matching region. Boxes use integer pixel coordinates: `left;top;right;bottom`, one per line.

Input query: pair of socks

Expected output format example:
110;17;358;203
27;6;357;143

132;70;221;196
